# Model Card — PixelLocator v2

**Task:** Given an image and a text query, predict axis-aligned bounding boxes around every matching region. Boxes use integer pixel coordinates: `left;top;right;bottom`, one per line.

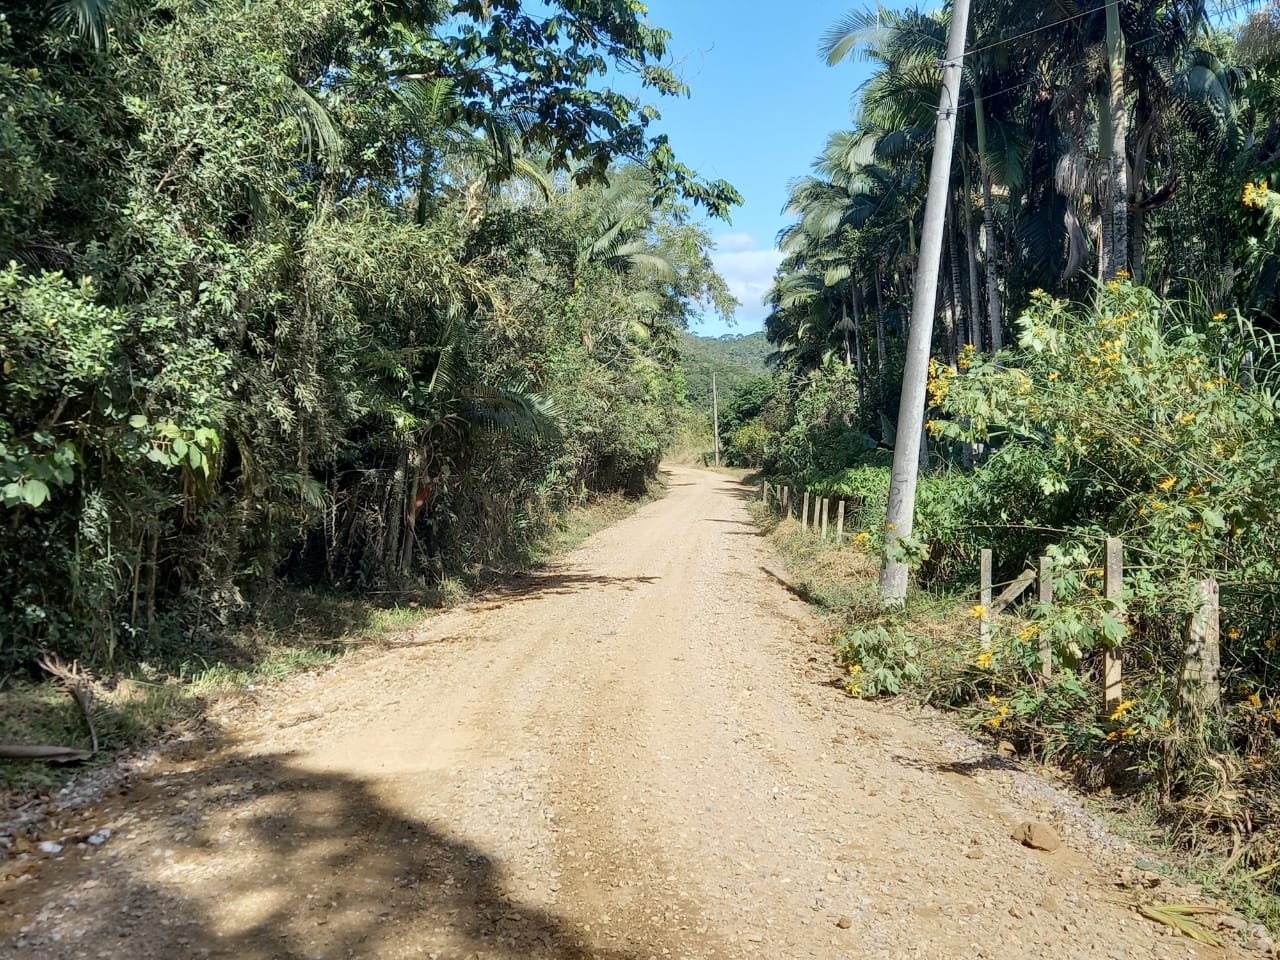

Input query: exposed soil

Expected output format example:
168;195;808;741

0;466;1252;959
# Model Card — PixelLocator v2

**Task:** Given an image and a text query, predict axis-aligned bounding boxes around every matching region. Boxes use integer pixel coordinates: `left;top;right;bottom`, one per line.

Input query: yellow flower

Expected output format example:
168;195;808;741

1150;499;1166;510
1048;370;1060;380
970;604;988;619
1018;624;1038;642
847;663;863;675
1187;522;1201;531
1248;693;1262;708
1115;269;1131;279
1179;413;1196;425
1228;628;1242;640
1109;698;1137;721
975;651;994;668
1106;726;1136;741
988;694;1002;703
1212;312;1227;321
984;715;1004;729
1157;477;1176;491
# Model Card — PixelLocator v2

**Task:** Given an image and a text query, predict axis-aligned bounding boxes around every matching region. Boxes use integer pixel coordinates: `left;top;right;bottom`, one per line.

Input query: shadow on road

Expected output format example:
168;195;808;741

3;740;647;959
721;484;758;503
758;566;812;602
888;751;1021;778
466;570;662;609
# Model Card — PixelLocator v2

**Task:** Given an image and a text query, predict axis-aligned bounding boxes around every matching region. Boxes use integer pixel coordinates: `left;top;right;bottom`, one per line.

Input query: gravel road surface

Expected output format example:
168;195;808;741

0;465;1244;959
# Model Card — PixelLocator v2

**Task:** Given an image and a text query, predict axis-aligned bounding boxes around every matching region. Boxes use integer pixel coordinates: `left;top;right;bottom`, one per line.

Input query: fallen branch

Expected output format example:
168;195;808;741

0;653;99;765
0;744;94;763
1112;896;1225;946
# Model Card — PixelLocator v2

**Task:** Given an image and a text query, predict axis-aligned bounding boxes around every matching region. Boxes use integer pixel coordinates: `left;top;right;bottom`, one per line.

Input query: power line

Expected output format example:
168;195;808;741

940;9;1096;66
953;28;1182;111
938;0;1269;68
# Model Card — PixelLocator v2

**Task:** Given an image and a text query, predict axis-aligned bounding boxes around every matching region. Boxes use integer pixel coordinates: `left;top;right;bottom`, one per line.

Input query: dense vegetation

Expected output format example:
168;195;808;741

678;330;771;404
746;0;1280;888
0;0;738;675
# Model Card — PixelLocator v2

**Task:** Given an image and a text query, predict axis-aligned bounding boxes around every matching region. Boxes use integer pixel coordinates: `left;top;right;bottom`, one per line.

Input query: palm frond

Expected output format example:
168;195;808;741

460;385;562;442
49;0;116;50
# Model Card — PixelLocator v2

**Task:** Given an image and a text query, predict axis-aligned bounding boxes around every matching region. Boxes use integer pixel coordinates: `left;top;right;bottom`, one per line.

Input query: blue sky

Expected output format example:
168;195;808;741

627;1;895;337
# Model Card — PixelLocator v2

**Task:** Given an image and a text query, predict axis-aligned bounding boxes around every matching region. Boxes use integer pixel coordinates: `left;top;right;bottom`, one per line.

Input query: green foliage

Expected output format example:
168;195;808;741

679;332;770;405
0;0;738;674
835;623;924;696
766;362;867;479
935;281;1280;596
728;420;769;468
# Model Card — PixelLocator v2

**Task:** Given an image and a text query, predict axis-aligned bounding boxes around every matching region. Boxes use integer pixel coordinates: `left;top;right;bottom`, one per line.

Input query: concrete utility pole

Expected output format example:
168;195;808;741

879;0;972;606
711;369;721;468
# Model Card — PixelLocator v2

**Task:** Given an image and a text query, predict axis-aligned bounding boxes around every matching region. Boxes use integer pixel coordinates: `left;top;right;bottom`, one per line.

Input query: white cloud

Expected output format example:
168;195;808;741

714;232;757;253
711;234;783;327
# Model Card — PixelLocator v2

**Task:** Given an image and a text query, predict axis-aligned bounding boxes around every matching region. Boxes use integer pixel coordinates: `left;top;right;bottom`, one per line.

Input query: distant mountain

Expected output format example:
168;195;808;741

679;331;772;404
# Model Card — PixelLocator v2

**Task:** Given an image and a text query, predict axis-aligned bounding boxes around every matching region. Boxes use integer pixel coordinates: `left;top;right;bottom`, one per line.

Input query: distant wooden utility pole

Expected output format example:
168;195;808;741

711;369;721;468
878;0;972;606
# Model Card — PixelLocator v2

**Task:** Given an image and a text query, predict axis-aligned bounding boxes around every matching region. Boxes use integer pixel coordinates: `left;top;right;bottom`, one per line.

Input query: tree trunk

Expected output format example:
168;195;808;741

400;448;421;573
1102;0;1129;280
874;263;888;375
947;192;965;362
973;88;1003;353
961;152;985;352
854;298;867;421
941;235;959;369
1130;112;1155;285
851;292;867;419
880;0;972;606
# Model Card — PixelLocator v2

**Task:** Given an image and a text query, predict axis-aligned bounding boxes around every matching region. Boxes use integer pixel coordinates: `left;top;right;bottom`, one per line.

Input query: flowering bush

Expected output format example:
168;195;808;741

916;281;1280;778
932;281;1280;660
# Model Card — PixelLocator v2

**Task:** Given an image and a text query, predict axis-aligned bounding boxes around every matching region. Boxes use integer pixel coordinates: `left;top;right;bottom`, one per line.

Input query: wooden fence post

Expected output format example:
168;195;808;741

820;498;829;540
836;501;846;544
980;549;993;650
1179;578;1221;715
784;486;791;517
762;480;768;503
801;491;810;531
1038;555;1053;679
1103;537;1124;711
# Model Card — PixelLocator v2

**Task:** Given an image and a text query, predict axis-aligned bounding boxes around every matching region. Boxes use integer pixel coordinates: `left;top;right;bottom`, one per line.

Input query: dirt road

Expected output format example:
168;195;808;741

0;466;1243;959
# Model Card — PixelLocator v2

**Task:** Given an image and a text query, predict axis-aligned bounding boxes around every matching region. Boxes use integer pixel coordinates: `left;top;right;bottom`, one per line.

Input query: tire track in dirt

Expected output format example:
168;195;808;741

0;465;1243;959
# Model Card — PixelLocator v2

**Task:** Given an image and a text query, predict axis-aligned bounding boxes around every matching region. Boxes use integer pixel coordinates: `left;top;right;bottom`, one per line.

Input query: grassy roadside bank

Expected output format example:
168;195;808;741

0;490;656;803
749;499;1280;934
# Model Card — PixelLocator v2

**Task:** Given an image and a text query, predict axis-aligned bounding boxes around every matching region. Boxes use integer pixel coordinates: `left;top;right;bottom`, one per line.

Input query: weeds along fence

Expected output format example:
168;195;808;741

758;480;1222;723
977;542;1222;720
759;479;853;545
